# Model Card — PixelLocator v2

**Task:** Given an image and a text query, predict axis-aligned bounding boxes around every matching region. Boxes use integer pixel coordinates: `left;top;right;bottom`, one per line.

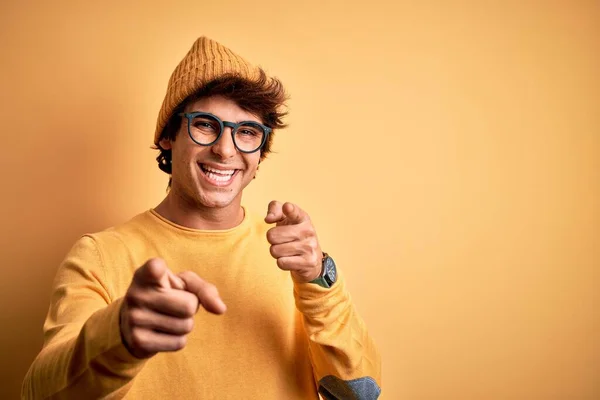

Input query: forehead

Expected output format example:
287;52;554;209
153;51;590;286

185;95;261;123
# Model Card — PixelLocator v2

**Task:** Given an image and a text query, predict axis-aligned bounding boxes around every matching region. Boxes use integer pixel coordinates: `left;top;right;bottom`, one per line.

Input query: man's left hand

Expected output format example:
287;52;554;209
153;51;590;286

265;201;322;283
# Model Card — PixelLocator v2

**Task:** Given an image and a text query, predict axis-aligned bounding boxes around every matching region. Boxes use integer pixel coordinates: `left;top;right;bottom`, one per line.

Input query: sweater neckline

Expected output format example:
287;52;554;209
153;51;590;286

147;207;252;236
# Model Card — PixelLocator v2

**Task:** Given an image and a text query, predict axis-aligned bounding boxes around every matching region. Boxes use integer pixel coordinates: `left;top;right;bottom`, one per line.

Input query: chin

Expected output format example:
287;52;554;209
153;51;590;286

195;179;252;210
195;191;240;209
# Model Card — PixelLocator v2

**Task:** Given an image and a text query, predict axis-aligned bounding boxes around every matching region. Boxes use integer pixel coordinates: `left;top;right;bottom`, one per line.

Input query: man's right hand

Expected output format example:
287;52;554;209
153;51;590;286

120;258;226;359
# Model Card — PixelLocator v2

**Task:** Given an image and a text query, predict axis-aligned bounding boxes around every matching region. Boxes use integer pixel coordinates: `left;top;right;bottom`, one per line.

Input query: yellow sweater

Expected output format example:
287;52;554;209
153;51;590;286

22;209;381;399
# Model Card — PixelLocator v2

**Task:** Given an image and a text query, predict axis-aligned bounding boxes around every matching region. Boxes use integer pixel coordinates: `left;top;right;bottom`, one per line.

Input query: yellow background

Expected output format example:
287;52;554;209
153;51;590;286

1;1;599;399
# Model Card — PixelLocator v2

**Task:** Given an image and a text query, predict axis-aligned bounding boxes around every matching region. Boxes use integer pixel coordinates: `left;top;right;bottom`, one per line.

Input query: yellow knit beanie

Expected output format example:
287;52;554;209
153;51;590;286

154;36;260;146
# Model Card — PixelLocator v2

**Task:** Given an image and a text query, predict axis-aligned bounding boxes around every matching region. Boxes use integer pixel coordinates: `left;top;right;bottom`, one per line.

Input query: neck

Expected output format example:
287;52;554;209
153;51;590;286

154;190;245;230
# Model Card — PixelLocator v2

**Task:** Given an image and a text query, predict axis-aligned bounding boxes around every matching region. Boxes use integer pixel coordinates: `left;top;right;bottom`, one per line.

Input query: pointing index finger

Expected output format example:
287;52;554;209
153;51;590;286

282;202;308;224
178;271;227;315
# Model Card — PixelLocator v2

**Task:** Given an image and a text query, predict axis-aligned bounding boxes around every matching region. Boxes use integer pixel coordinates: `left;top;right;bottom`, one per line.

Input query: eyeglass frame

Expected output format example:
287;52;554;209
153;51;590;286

178;112;272;154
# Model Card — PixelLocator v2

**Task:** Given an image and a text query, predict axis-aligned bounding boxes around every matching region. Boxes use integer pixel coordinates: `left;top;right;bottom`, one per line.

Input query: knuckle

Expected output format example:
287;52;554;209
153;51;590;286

127;308;144;326
175;335;188;350
266;228;276;244
183;297;198;316
276;258;287;269
269;245;278;258
182;303;195;317
130;330;146;349
191;295;200;312
183;318;194;333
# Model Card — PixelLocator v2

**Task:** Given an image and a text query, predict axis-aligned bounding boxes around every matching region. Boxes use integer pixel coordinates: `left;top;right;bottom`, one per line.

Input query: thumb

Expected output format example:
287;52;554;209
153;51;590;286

178;271;227;315
265;200;284;224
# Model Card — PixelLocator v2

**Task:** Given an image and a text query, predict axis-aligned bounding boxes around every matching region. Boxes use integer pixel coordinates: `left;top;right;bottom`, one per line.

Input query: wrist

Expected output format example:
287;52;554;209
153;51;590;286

291;252;324;283
308;253;337;288
291;269;320;284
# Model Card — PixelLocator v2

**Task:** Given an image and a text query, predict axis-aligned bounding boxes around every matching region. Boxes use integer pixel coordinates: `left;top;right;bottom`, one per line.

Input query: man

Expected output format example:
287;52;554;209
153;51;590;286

22;36;381;399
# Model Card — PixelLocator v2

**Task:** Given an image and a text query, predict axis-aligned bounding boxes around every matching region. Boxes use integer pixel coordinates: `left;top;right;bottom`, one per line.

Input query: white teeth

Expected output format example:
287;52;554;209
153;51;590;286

203;165;235;175
206;171;233;182
200;164;236;183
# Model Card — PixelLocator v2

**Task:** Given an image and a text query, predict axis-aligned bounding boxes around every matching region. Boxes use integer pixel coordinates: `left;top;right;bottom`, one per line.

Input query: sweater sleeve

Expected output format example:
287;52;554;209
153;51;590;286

293;271;382;400
22;236;146;400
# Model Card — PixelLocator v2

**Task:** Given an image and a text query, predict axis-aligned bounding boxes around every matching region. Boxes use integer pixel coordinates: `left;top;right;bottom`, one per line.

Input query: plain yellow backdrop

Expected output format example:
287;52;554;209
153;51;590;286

1;1;599;399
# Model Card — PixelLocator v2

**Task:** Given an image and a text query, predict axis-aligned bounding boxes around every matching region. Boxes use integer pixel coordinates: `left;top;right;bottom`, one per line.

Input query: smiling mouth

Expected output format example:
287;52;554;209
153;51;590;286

199;163;238;183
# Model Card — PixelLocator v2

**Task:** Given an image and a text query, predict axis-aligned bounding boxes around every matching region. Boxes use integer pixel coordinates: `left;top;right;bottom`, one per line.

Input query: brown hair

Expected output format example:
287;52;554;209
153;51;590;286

155;69;288;176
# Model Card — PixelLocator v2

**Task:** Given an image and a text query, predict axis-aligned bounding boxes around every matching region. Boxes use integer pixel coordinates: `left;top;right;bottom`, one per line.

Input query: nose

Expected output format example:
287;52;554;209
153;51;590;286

211;127;237;159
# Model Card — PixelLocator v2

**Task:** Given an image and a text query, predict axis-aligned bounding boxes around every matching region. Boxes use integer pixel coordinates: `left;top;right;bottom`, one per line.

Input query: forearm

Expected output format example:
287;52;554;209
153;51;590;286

22;299;145;400
294;273;381;399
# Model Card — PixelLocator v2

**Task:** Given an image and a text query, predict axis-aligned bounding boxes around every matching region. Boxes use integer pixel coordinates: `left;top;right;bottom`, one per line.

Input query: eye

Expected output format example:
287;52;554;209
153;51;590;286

237;124;264;137
191;117;219;132
194;122;216;130
239;128;259;136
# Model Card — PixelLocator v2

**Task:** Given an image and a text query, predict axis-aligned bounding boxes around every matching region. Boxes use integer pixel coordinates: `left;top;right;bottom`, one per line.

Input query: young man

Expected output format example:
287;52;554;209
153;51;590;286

22;36;381;399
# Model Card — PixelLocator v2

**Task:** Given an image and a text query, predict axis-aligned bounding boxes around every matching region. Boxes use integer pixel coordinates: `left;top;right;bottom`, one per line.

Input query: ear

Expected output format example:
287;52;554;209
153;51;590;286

159;138;172;150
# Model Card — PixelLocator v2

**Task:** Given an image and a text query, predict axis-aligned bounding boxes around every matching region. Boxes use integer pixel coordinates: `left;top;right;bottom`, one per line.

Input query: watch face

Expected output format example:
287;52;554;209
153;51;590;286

324;257;337;283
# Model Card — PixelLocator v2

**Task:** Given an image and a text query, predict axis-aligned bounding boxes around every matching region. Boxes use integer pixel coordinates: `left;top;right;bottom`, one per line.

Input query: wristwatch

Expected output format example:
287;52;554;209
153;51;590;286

309;253;337;288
